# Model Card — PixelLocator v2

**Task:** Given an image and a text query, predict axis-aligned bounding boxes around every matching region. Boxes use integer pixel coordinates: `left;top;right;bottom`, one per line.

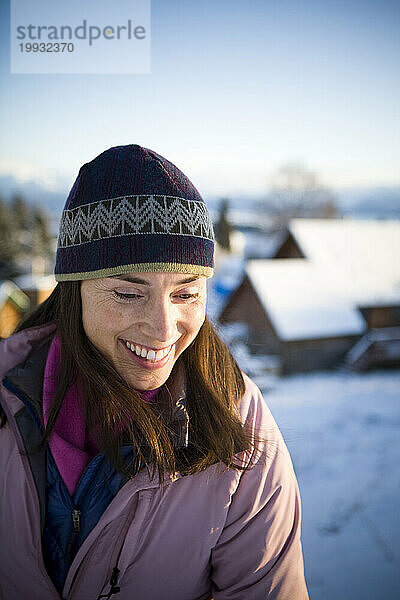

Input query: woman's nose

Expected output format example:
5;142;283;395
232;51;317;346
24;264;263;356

142;299;178;342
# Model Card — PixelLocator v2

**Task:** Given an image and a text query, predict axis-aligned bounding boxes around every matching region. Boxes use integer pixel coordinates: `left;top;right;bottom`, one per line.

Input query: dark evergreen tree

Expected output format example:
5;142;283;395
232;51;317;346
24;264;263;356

0;193;55;279
31;205;53;259
0;197;20;279
215;198;233;251
10;193;31;230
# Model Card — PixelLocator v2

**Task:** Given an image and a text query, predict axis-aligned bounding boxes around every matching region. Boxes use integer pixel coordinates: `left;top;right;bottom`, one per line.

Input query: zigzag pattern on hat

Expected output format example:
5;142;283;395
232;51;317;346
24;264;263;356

58;195;215;248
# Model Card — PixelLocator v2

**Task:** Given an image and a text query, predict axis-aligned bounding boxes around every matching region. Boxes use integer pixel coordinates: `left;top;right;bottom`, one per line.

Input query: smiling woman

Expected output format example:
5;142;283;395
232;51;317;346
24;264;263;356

0;145;308;600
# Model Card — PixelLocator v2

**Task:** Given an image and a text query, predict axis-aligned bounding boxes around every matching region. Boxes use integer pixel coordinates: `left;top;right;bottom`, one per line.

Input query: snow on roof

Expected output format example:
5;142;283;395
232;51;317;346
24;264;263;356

14;273;56;291
246;259;366;341
0;281;15;307
288;218;400;306
0;280;30;311
244;229;287;259
245;218;400;341
345;326;400;366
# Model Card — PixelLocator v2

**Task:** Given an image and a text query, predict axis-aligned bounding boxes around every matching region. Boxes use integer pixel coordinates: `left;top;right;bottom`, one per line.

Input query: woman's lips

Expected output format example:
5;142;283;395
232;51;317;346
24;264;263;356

119;339;174;370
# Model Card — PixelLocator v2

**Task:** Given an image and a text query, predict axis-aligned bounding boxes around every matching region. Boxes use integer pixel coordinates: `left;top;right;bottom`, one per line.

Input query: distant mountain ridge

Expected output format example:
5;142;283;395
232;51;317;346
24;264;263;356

0;173;399;220
342;187;400;219
0;174;66;215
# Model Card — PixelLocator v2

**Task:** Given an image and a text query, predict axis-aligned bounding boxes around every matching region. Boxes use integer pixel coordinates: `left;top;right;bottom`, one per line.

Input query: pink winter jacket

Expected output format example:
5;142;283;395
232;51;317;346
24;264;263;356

0;325;309;600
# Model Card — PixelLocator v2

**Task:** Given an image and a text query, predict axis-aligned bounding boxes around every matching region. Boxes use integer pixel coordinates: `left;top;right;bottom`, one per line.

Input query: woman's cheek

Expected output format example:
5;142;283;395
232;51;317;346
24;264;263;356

189;302;206;327
105;302;142;327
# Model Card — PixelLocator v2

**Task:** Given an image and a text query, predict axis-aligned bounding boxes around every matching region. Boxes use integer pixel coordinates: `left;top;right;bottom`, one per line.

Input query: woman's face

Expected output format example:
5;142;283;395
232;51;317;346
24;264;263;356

80;271;207;391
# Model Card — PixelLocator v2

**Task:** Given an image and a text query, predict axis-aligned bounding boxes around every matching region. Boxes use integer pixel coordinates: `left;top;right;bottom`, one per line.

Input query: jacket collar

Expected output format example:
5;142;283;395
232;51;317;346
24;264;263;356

4;324;189;448
5;336;53;430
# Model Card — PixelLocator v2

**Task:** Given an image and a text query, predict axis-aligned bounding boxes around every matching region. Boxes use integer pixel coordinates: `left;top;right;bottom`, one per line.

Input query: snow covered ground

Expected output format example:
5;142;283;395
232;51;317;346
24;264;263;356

260;369;400;600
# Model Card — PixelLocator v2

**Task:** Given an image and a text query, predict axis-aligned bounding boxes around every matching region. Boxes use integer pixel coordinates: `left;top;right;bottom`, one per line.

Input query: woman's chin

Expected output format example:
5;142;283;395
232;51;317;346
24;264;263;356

124;368;171;392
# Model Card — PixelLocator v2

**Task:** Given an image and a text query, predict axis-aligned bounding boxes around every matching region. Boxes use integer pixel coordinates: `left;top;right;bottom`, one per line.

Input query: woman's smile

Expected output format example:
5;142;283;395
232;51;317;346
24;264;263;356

119;338;175;369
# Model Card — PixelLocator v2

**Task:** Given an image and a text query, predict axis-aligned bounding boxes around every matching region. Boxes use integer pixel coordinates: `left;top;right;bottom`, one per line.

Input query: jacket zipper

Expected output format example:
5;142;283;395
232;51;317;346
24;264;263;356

66;508;81;563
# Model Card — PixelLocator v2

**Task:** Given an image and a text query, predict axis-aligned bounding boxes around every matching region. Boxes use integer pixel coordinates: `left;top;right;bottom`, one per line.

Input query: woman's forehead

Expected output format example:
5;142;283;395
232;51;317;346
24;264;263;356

106;272;207;286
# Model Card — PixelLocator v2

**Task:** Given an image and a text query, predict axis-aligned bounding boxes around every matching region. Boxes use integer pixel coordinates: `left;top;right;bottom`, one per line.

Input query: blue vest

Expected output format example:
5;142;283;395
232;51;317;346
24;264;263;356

42;447;132;594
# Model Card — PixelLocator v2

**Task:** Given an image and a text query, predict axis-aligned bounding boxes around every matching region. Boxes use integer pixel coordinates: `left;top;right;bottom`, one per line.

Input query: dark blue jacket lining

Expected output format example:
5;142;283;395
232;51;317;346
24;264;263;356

43;447;132;593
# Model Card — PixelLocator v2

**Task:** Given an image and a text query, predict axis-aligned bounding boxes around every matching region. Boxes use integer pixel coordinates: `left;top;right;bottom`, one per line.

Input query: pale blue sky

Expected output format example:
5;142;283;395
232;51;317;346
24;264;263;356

0;0;399;197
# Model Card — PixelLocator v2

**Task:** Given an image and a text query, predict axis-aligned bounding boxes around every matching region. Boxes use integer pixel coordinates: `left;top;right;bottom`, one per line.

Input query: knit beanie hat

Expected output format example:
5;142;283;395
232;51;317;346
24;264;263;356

55;145;214;281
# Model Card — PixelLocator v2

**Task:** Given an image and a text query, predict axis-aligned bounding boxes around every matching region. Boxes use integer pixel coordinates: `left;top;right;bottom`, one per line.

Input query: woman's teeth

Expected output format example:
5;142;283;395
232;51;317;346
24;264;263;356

125;341;171;362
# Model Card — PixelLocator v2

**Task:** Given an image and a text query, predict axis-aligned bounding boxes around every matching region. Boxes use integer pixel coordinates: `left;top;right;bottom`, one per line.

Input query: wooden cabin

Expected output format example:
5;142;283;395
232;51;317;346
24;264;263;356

220;219;400;373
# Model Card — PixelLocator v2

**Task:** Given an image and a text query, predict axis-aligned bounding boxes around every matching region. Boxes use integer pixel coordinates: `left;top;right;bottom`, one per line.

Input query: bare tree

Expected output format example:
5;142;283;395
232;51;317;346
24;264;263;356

264;163;339;231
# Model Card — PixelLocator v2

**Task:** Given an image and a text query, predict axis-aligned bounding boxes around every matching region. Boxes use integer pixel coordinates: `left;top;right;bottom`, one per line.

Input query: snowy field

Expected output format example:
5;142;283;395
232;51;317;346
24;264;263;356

260;369;400;600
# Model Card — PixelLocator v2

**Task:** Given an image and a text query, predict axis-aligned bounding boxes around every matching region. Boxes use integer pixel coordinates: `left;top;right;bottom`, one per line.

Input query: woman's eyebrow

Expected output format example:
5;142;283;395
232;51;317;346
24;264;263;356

110;275;151;285
109;275;201;285
176;275;201;284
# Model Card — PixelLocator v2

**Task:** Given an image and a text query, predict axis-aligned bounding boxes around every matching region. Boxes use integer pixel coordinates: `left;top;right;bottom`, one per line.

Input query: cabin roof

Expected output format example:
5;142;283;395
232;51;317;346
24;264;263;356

286;218;400;306
246;259;367;341
241;218;400;341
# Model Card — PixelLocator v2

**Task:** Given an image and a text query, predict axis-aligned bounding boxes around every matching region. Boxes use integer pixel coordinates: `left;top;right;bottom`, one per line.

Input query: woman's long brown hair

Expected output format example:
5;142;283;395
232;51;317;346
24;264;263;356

5;282;258;480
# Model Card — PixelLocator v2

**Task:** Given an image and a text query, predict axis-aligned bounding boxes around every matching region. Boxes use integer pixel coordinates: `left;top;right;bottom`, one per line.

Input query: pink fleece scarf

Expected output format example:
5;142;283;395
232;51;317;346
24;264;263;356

43;334;159;496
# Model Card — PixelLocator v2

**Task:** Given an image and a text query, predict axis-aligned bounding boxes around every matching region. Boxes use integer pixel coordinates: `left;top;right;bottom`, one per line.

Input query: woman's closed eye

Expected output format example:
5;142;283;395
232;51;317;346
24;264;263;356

113;291;143;301
113;290;200;302
175;293;199;301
